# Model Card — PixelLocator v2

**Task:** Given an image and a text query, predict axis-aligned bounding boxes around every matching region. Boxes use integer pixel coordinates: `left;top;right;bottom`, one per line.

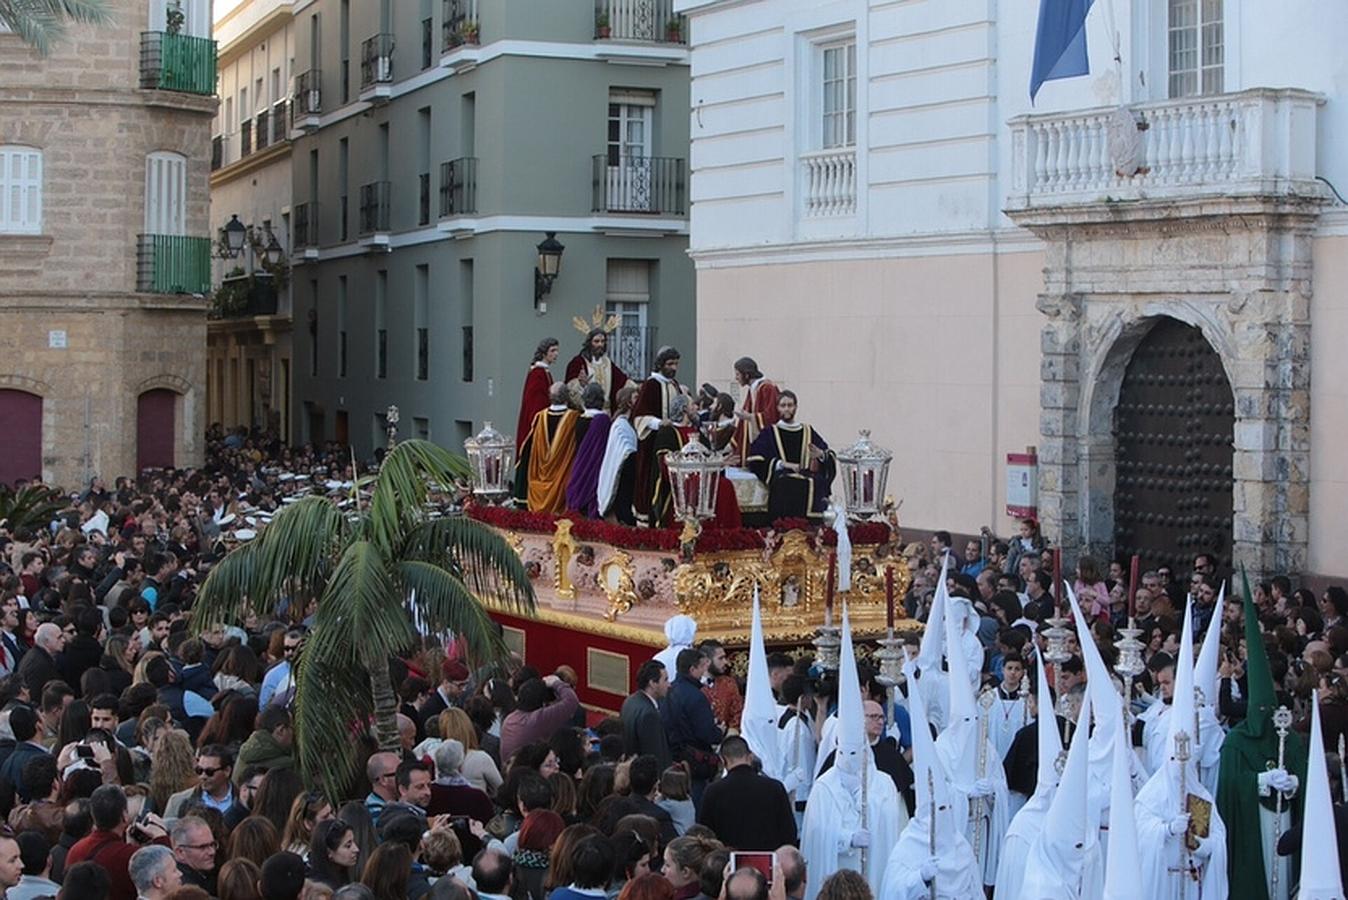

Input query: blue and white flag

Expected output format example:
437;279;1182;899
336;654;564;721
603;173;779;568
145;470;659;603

1030;0;1095;103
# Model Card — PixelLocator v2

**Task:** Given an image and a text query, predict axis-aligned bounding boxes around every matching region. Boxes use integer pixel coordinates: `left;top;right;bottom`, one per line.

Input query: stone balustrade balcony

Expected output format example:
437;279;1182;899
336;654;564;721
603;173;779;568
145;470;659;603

1006;88;1324;215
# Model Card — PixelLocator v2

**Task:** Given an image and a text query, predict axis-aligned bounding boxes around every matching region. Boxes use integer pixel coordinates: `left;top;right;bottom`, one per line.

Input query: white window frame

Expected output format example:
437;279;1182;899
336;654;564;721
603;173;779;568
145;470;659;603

1167;0;1223;98
144;151;187;236
148;0;210;38
820;39;856;149
0;147;43;235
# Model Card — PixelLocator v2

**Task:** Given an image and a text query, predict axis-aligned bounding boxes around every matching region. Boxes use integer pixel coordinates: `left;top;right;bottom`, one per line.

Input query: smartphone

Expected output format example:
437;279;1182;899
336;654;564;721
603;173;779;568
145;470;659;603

75;745;95;760
729;852;775;886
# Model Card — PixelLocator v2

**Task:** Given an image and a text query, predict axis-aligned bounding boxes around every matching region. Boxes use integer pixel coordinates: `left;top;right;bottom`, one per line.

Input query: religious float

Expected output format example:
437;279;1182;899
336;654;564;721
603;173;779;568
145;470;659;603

462;422;920;713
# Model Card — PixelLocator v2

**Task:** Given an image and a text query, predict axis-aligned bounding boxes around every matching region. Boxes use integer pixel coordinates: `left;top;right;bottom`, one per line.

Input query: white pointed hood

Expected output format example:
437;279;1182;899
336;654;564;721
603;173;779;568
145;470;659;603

742;585;784;779
1066;582;1122;831
1027;648;1064;810
1102;721;1143;900
1163;601;1200;788
1193;583;1225;710
906;651;957;839
917;555;950;672
834;605;869;791
942;577;981;778
1299;690;1345;900
1024;691;1093;895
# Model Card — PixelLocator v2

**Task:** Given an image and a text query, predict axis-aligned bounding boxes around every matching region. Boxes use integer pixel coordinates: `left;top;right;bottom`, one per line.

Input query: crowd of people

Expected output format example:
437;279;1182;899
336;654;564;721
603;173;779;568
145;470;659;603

0;419;1345;900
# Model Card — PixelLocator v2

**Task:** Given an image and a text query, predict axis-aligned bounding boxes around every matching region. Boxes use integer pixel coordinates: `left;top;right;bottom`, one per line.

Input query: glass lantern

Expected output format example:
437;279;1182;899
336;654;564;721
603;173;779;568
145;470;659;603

835;429;893;519
463;421;515;501
665;439;726;523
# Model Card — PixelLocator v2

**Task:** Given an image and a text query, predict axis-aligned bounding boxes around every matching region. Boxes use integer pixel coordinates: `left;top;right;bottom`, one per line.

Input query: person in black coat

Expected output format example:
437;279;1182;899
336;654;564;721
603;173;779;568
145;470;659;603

620;660;672;772
17;625;62;701
696;736;797;850
595;755;678;845
57;608;103;691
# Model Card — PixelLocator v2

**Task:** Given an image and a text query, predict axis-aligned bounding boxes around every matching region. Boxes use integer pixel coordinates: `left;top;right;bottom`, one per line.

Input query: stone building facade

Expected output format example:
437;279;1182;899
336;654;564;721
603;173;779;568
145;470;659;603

0;0;216;488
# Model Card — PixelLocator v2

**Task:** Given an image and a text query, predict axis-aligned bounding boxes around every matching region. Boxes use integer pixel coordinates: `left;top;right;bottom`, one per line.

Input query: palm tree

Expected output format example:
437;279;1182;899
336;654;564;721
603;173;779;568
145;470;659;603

191;439;535;796
1;0;112;56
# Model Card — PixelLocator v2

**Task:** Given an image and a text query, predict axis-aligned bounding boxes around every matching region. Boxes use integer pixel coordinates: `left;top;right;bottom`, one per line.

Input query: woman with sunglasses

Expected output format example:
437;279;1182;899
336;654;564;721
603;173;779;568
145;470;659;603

308;819;362;889
282;791;333;858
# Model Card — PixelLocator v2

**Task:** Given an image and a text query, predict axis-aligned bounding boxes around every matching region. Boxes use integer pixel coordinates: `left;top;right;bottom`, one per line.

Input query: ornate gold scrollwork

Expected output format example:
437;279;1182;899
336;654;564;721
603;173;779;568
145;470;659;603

551;520;579;600
598;550;641;622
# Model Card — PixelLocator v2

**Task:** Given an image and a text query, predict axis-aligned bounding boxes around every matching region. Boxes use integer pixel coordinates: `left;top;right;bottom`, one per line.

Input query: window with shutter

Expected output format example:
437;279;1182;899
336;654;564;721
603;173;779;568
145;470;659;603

0;147;43;235
144;151;187;235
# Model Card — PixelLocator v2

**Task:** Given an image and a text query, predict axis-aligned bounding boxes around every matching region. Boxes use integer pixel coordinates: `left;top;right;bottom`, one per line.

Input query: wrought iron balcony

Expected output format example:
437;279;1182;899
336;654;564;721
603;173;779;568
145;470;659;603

255;110;270;151
595;0;684;43
137;235;211;294
360;33;395;90
592;155;686;215
358;182;392;235
240;119;252;157
439;158;478;217
211;273;279;319
139;31;217;95
1006;87;1324;213
293;70;321;125
610;324;656;378
211;135;223;171
442;0;479;51
293;202;319;255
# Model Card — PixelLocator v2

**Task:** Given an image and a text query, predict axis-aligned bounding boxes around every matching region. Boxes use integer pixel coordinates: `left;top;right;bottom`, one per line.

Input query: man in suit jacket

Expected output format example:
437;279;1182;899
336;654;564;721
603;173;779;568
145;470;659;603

596;754;678;845
620;660;671;771
696;736;797;850
17;624;62;703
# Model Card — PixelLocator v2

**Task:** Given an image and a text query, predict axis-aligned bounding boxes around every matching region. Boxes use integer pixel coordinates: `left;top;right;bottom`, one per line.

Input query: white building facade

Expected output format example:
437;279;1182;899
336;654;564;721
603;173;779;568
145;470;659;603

677;0;1348;581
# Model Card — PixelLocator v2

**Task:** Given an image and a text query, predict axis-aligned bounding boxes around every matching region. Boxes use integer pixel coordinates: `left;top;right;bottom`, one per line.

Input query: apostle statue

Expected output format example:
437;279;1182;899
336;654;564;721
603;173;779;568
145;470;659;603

565;309;629;413
632;346;689;525
565;383;612;518
746;391;836;521
650;395;741;529
513;382;579;513
597;384;640;525
515;338;558;455
731;356;780;464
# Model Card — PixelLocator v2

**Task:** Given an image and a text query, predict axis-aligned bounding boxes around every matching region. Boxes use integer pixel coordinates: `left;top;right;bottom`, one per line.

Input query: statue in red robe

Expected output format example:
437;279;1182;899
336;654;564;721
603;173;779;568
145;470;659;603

632;346;688;526
731;357;781;465
514;338;558;454
564;328;628;413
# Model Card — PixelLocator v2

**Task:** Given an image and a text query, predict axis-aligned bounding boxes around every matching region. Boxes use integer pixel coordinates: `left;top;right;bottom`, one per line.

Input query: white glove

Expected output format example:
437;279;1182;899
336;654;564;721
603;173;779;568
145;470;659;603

782;768;808;793
1258;768;1298;795
970;778;995;799
920;857;938;882
1167;813;1190;837
1191;835;1213;860
849;829;871;849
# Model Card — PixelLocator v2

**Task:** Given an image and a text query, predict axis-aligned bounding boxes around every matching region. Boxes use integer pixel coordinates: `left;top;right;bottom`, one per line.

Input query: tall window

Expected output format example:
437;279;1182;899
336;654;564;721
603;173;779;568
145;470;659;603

415;264;429;381
821;41;856;148
1168;0;1222;98
144;151;186;235
606;259;652;377
0;147;42;235
337;275;348;378
375;270;387;379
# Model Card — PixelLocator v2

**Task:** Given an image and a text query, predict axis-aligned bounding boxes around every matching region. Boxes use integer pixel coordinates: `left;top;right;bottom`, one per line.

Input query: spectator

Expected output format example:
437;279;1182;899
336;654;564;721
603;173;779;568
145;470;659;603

597;756;676;845
129;844;183;900
620;661;671;771
49;798;90;882
8;754;63;845
166;744;241;819
259;851;307;900
259;630;304;710
513;809;566;900
56;860;111;899
420;659;472;731
661;650;723;803
17;625;62;701
724;868;768;900
66;784;171;900
472;848;515;900
281;791;331;858
229;815;281;869
171;815;219;894
358;842;412;900
618;872;674;900
543;834;613;900
0;707;48;812
774;846;807;900
500;676;579;764
8;830;57;900
374;760;432;831
696;736;796;851
309;820;360;890
427;739;494;822
436;707;503;796
656;767;694;837
815;869;870;900
362;752;400;822
217;858;263;900
661;836;721;900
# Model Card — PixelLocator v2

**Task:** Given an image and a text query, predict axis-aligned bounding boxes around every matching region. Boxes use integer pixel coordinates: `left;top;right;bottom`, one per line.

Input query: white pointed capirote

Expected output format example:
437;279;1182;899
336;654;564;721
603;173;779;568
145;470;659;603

1167;601;1198;777
1193;583;1225;705
1065;582;1122;851
1102;719;1143;900
741;584;784;780
834;604;867;790
1020;691;1093;899
917;554;950;671
1298;690;1345;900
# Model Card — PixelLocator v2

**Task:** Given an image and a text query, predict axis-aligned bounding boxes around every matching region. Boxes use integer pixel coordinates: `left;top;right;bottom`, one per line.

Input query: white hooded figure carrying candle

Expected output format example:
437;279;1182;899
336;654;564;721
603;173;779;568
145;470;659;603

1019;691;1093;899
799;605;904;900
879;650;980;900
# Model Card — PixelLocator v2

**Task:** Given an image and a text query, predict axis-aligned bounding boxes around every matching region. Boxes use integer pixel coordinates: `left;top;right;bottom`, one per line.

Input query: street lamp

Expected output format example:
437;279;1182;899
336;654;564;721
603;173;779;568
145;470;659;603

262;227;284;266
533;231;565;313
221;214;247;257
216;215;288;270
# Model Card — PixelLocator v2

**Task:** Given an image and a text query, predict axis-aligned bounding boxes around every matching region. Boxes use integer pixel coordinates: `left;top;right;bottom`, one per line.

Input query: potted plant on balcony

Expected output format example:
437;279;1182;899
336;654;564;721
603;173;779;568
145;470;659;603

458;19;479;45
596;12;611;39
665;17;682;42
166;0;185;34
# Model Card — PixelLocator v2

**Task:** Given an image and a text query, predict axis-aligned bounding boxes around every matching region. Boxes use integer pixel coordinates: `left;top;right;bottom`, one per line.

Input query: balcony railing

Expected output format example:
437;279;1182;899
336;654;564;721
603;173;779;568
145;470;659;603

255;110;270;150
211;135;223;171
442;0;479;51
211;274;279;319
293;70;321;119
240;119;253;157
140;31;217;95
360;34;395;89
293;202;318;248
592;155;686;215
137;235;211;294
1007;88;1323;209
271;100;289;143
611;324;655;378
595;0;684;43
359;181;391;235
801;148;856;218
439;158;478;217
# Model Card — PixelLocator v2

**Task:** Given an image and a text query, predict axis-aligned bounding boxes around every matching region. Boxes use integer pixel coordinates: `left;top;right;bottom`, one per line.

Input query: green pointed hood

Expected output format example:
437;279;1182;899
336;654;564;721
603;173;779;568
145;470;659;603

1236;565;1278;742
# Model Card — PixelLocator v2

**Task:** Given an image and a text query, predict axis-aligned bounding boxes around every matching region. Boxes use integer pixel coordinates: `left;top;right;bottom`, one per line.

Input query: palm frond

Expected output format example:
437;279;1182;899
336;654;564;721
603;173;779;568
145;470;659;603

191;541;261;629
367;440;471;554
403;515;536;613
292;636;374;799
248;496;350;612
398;560;510;666
316;540;414;665
0;0;113;55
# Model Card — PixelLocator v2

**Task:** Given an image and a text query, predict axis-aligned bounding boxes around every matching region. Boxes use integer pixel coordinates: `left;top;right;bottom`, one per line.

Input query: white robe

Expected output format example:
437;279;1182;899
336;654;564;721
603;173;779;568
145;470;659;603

1138;699;1171;776
1133;767;1228;900
800;763;905;900
935;729;1010;887
879;817;980;900
994;795;1051;900
984;692;1028;761
596;415;637;517
779;710;817;825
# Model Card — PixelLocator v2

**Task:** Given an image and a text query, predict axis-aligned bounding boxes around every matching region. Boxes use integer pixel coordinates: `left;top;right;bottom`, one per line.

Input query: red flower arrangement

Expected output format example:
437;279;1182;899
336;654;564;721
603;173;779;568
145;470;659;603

466;504;887;553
